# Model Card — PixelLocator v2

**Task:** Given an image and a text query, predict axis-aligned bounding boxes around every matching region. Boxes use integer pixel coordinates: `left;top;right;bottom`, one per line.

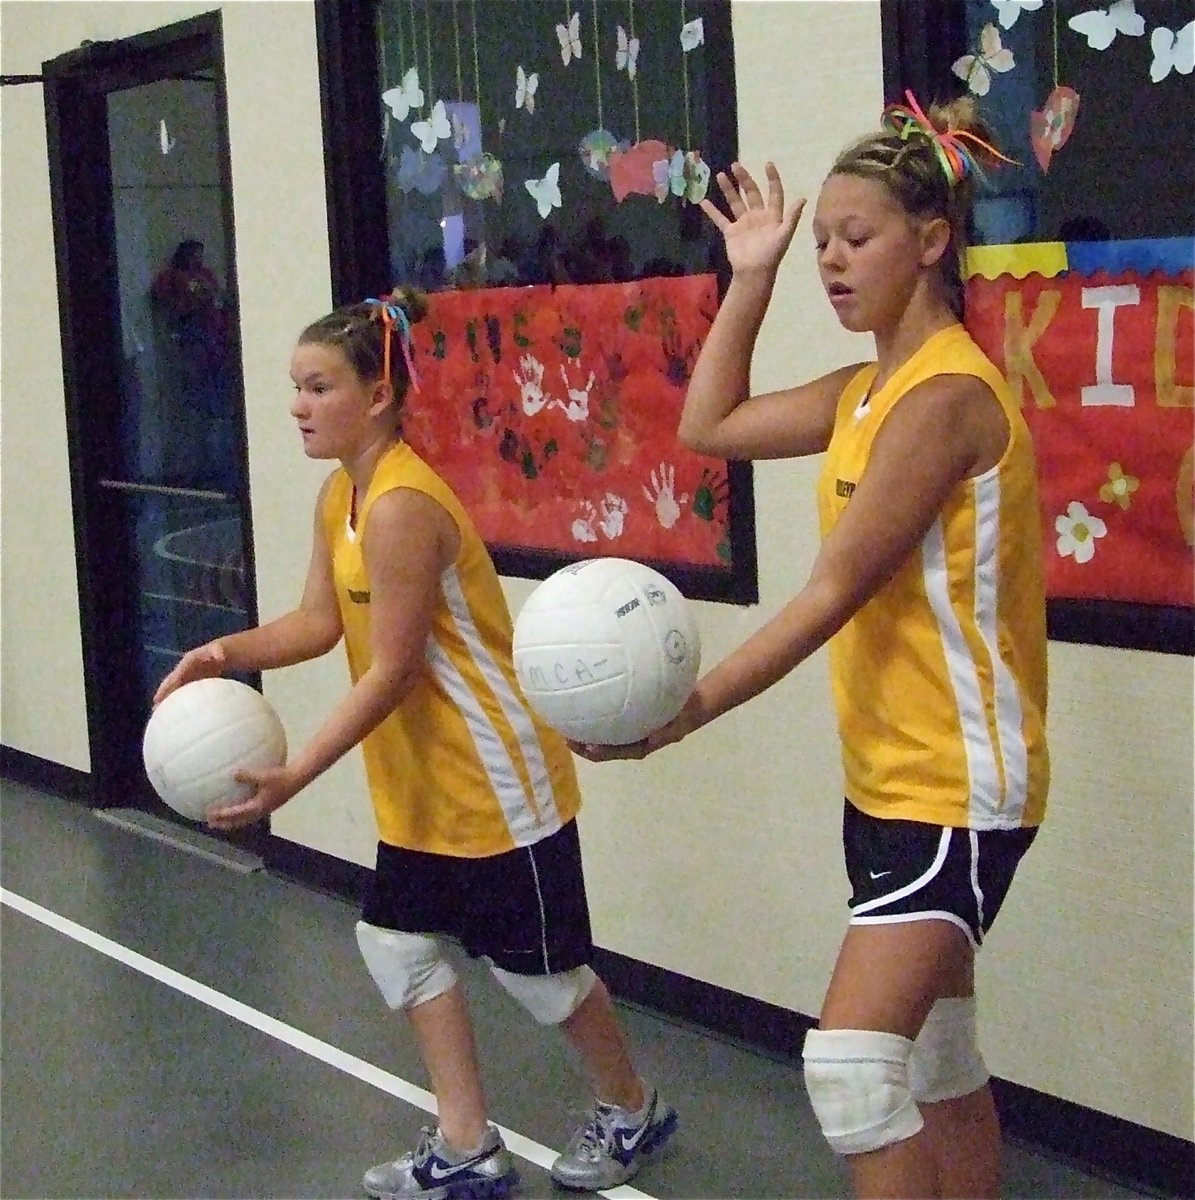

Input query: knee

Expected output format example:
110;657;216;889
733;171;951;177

355;922;457;1011
909;996;989;1103
489;963;597;1025
802;1028;924;1156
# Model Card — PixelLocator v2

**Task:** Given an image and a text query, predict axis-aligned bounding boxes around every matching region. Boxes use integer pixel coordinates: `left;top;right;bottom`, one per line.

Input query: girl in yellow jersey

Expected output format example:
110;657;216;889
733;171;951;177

153;292;676;1199
578;94;1048;1200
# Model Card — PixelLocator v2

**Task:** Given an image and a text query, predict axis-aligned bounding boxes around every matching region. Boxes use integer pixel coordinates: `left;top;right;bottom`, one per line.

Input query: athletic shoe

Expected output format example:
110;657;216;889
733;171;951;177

550;1088;678;1190
362;1124;519;1200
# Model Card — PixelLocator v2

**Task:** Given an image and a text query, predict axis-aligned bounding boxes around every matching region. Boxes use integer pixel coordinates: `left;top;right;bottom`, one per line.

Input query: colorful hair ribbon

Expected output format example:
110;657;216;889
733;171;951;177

881;89;1018;187
365;294;422;393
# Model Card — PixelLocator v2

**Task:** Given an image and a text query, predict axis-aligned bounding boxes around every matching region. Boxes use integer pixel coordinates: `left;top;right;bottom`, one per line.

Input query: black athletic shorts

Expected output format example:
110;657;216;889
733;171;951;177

843;800;1037;946
361;819;594;976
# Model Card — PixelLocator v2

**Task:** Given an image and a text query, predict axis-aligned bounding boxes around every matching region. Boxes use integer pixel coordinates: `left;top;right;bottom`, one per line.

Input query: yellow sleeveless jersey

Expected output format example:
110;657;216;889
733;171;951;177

817;325;1049;830
324;442;581;856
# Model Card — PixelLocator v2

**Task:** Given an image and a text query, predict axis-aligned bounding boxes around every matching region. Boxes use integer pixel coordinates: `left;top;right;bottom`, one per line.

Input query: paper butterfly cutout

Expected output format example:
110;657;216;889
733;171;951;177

159;119;175;156
1150;20;1195;82
556;11;582;66
382;67;424;122
1067;0;1144;51
410;100;450;153
616;25;640;79
525;162;562;219
990;0;1043;29
516;65;538;113
396;146;446;195
952;23;1015;95
652;149;710;204
680;17;704;52
1029;85;1080;172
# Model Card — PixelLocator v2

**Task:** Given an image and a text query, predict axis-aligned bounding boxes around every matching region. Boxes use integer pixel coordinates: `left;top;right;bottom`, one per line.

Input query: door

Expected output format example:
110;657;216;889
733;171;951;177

44;14;264;846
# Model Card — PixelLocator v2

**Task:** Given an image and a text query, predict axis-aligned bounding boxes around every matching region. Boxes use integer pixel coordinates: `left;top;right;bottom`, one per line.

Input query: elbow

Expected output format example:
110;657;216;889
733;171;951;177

677;419;719;458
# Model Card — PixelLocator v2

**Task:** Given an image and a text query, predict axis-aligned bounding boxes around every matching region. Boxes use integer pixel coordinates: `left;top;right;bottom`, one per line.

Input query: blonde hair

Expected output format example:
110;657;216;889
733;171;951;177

831;96;1005;316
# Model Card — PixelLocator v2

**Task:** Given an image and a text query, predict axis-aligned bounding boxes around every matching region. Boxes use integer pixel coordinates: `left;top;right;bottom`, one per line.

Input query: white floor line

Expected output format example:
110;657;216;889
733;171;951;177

1;887;655;1200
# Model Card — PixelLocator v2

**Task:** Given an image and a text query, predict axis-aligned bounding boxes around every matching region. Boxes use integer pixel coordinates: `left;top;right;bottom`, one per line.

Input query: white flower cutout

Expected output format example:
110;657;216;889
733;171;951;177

1150;20;1195;82
1055;501;1108;564
525;162;561;219
990;0;1043;29
952;23;1015;95
556;10;582;66
382;67;424;122
680;17;704;52
410;100;450;153
1068;0;1144;51
616;25;640;79
515;65;538;114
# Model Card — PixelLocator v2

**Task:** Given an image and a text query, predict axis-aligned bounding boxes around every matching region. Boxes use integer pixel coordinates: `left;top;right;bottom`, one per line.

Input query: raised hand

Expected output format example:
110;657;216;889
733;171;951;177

698;161;806;279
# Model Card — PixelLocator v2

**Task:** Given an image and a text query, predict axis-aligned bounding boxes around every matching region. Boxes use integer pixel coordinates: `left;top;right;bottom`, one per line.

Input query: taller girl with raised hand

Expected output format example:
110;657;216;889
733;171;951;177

579;94;1050;1199
153;290;676;1199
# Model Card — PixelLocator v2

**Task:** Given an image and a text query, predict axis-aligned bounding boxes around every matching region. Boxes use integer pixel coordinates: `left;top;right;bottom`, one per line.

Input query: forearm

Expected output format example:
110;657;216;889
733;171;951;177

691;576;851;728
215;609;340;672
679;273;775;451
285;663;418;791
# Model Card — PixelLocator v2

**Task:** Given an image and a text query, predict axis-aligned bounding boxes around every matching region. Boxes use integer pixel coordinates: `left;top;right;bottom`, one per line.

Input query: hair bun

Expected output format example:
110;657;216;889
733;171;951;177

388;286;429;325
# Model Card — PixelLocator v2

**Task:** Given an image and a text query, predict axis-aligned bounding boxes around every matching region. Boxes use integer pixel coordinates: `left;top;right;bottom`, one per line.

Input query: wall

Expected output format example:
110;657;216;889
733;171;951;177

1;0;1190;1143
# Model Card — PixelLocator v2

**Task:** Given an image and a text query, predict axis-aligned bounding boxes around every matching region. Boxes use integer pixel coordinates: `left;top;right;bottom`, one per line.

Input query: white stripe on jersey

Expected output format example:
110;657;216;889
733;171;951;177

922;519;1002;824
971;472;1030;827
431;566;563;846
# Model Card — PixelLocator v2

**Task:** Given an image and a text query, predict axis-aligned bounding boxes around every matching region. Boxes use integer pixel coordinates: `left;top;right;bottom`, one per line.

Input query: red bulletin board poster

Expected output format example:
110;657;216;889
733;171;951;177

402;274;733;568
964;238;1193;607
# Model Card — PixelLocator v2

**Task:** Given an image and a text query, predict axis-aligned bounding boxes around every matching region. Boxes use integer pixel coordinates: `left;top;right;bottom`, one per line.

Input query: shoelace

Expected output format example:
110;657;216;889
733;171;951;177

570;1105;618;1160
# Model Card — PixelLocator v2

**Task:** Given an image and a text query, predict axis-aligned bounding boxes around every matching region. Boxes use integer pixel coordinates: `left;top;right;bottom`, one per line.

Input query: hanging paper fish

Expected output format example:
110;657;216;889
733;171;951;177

1029;85;1080;172
525;162;562;219
952;23;1014;95
579;129;627;180
382;67;424;122
1067;0;1144;51
990;0;1043;30
1149;19;1194;82
556;11;582;65
616;25;640;79
516;65;538;114
410;100;451;153
608;139;670;202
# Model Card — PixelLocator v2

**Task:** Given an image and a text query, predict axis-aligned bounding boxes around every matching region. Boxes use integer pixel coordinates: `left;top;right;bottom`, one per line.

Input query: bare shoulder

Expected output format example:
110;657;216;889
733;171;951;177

882;374;1009;478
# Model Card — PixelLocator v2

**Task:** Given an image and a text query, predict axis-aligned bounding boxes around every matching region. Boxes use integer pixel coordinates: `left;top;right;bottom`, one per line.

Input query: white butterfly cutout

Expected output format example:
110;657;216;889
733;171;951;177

990;0;1043;30
410;99;450;153
616;25;640;79
382;67;424;122
680;17;704;52
952;22;1015;95
1067;0;1144;51
556;10;582;66
159;119;175;156
515;65;538;113
525;162;562;219
1150;19;1195;82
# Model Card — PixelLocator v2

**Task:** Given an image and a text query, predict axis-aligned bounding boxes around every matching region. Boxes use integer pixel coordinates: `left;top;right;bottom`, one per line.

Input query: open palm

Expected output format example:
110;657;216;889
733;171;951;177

699;162;805;277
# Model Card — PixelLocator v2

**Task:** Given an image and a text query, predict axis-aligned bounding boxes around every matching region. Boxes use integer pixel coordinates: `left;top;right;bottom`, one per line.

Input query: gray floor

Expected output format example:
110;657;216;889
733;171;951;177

1;779;1150;1200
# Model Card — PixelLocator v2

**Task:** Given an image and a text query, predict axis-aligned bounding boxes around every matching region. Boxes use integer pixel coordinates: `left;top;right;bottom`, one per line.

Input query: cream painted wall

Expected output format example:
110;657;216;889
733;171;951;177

1;0;1190;1143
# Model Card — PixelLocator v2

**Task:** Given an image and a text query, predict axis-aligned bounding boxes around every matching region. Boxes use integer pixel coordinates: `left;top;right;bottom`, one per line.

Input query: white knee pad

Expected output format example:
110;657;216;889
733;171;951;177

909;996;989;1103
489;963;597;1025
355;922;458;1011
803;1028;924;1156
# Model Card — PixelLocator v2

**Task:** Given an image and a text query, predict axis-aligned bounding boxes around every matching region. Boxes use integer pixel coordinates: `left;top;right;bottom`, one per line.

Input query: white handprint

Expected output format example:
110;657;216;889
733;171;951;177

513;354;550;415
642;462;688;530
555;364;595;422
598;492;628;539
570;500;598;542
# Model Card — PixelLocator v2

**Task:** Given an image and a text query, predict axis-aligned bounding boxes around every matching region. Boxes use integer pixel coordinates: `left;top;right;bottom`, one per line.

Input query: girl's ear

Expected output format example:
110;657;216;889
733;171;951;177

918;217;952;268
367;378;395;416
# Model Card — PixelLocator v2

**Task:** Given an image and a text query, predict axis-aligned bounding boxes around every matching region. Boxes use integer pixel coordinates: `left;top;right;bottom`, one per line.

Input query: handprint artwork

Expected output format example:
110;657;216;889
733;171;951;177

401;274;732;568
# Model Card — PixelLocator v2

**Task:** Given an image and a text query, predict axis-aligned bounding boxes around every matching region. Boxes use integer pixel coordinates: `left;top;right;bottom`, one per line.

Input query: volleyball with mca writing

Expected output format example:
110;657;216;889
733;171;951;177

513;558;701;746
142;678;287;820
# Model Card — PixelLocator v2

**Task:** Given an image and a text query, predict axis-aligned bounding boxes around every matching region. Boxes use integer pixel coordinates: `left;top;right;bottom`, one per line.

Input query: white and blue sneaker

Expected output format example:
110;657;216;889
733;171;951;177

550;1088;678;1190
363;1125;519;1200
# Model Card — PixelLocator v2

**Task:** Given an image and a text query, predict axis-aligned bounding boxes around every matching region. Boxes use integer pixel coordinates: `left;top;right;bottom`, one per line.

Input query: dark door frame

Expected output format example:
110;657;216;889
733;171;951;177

42;13;262;819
